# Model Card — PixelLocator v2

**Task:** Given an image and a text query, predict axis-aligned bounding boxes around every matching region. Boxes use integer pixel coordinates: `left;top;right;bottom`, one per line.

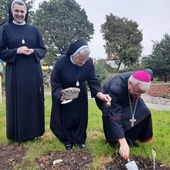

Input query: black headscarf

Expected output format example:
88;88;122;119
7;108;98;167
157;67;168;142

67;39;89;56
8;0;28;23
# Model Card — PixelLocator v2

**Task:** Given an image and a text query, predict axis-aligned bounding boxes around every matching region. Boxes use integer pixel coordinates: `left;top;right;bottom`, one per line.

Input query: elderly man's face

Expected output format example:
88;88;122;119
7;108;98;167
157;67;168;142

128;81;145;97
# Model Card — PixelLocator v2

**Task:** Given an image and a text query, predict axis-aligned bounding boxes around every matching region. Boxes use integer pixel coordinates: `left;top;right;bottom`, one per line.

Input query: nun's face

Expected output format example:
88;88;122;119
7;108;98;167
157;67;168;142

73;53;89;66
12;3;26;23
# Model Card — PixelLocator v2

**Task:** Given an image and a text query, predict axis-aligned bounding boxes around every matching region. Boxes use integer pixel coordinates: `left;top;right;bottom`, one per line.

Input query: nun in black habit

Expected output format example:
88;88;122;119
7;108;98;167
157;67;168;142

96;70;153;161
0;0;46;142
50;39;111;150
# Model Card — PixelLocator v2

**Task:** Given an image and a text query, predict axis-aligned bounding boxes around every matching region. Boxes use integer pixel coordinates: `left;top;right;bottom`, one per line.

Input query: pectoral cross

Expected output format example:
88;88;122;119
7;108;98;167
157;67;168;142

129;115;136;127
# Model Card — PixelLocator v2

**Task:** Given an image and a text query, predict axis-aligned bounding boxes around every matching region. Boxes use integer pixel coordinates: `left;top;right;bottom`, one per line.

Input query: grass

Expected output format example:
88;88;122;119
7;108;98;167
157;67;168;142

0;95;170;169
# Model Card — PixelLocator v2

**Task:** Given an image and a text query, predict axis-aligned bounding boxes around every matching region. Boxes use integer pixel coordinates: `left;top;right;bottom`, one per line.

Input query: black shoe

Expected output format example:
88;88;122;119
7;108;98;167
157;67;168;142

30;137;38;141
79;144;86;149
65;144;73;150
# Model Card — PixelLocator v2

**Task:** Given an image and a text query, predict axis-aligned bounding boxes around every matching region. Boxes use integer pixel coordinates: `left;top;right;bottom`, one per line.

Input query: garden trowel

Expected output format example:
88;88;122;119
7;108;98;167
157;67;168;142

125;159;139;170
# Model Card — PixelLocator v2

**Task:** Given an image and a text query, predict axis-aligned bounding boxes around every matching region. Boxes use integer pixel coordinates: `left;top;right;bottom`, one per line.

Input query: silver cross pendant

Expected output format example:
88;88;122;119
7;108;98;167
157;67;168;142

129;115;136;127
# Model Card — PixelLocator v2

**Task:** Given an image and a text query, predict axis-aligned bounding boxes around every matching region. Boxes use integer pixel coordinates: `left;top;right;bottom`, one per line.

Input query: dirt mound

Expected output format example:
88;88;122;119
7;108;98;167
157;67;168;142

0;143;28;170
35;149;170;170
36;149;92;170
105;152;170;170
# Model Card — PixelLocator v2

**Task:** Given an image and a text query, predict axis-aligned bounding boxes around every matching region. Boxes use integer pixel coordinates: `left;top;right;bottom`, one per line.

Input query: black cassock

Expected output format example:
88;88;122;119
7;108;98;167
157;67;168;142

0;23;46;142
96;71;153;143
50;55;101;145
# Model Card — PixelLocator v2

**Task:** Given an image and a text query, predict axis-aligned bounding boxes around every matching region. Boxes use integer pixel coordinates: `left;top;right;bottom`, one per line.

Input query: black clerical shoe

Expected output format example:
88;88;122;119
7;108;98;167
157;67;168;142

65;144;73;150
30;137;38;141
74;143;86;149
79;144;86;149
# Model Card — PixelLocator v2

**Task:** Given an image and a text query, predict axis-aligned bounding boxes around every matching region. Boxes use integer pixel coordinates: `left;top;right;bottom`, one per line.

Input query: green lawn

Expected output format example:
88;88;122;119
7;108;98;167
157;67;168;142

0;95;170;169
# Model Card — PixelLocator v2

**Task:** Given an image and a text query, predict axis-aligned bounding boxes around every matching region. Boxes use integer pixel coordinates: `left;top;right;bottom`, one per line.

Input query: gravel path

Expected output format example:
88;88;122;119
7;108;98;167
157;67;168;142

141;94;170;110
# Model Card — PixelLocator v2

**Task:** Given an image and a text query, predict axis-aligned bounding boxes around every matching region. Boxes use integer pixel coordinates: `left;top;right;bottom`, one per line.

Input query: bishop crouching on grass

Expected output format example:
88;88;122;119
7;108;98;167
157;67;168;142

95;70;153;161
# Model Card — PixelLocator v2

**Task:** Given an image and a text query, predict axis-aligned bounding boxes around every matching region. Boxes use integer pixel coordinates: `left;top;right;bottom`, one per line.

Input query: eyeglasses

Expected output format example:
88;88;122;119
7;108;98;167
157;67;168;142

77;56;89;62
131;84;141;95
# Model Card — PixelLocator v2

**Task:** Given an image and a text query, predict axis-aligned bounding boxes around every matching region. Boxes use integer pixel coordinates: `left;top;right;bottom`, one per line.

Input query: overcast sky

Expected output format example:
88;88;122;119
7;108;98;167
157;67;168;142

34;0;170;59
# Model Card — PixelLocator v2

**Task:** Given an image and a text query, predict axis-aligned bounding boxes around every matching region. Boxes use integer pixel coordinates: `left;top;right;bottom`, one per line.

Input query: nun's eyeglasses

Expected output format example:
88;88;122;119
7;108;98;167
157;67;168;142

77;57;89;62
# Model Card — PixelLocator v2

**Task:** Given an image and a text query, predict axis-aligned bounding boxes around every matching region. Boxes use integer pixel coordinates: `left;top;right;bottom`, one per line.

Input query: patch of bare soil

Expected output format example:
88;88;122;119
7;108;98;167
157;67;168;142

105;152;170;170
36;149;93;170
35;149;170;170
0;143;28;170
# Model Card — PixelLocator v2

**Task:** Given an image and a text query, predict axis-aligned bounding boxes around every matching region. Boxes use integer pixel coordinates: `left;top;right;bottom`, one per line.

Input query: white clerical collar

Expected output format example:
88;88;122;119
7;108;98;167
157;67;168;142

13;20;26;26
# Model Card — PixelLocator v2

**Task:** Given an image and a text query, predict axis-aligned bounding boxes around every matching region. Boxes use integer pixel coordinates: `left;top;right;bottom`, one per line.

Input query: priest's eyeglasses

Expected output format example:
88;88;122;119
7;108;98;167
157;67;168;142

131;84;141;95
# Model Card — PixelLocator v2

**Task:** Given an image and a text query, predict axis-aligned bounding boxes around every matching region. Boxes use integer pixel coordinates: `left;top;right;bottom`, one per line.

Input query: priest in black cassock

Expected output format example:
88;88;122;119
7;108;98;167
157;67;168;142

50;39;111;150
0;0;46;142
96;70;153;161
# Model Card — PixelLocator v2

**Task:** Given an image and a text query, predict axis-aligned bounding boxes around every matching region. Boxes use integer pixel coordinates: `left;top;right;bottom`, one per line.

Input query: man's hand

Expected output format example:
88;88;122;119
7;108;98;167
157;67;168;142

118;138;130;161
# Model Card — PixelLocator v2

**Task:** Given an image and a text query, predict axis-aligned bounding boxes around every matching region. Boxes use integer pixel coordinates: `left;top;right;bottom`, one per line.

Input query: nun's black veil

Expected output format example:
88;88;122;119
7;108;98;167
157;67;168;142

8;0;29;23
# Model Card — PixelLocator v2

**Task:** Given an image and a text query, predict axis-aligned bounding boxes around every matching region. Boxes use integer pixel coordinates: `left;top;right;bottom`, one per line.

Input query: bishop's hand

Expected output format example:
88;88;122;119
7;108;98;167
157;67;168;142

118;138;130;161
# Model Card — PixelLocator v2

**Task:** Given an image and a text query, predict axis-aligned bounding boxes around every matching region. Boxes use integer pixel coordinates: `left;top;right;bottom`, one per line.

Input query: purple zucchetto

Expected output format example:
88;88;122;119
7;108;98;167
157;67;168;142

129;70;151;92
132;71;151;82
